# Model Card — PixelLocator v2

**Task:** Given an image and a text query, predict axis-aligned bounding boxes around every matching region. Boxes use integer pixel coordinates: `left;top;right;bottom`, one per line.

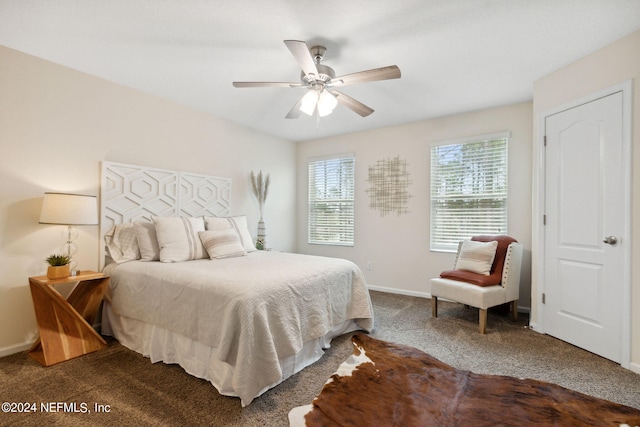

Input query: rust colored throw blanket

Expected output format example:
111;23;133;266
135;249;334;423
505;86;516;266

290;335;640;426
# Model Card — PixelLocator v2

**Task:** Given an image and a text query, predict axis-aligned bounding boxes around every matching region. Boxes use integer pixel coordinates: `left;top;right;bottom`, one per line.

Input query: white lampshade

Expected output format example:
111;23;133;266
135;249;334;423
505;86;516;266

317;90;338;117
299;90;319;116
39;193;98;226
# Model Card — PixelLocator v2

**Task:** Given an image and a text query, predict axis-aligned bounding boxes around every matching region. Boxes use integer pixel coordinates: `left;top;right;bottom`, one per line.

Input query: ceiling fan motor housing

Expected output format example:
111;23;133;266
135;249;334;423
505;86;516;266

301;45;335;86
301;64;335;85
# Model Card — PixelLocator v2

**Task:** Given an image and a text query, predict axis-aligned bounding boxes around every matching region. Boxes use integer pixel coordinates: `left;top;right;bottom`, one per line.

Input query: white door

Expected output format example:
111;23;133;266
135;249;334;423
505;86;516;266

543;91;627;363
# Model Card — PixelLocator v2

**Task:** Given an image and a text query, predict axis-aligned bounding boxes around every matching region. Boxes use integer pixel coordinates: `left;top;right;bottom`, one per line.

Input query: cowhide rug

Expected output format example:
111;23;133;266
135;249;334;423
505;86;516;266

289;334;640;427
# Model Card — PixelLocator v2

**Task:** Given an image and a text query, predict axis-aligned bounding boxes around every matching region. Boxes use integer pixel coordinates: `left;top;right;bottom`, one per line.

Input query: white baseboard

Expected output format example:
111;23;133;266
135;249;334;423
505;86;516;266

367;284;431;299
630;362;640;375
367;284;532;315
527;322;540;333
0;340;33;358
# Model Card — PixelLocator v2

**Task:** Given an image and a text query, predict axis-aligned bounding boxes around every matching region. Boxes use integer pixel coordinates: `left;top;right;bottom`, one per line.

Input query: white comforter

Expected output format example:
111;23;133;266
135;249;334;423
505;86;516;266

104;251;374;405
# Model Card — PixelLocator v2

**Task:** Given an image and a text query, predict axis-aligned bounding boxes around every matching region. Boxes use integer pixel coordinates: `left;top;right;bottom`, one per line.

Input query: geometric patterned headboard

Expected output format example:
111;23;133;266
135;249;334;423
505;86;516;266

99;161;231;266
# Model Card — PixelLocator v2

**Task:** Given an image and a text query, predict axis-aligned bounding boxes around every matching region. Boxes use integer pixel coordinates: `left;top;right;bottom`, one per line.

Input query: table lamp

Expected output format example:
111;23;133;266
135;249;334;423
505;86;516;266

39;192;98;272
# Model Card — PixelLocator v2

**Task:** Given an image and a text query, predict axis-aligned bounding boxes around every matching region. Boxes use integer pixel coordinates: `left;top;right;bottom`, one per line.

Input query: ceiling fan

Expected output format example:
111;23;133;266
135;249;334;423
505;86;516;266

232;40;401;119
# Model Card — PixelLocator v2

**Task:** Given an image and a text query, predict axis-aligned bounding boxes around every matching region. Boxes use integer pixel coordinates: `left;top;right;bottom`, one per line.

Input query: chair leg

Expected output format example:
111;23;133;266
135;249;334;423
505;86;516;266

511;300;518;321
479;309;487;334
431;297;438;317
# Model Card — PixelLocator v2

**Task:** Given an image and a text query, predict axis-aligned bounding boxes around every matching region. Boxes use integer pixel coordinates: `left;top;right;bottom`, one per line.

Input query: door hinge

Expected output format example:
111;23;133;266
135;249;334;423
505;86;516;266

544;135;547;146
543;214;546;225
542;293;546;304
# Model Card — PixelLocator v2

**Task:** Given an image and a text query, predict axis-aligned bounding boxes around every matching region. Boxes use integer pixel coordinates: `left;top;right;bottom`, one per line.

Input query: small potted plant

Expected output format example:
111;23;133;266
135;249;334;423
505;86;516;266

45;254;71;280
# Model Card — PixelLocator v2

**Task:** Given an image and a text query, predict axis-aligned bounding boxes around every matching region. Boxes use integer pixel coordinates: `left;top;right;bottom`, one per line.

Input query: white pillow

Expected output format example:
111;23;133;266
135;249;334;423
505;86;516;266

152;216;207;262
455;240;498;276
104;223;140;263
199;229;246;259
135;221;160;262
204;215;256;252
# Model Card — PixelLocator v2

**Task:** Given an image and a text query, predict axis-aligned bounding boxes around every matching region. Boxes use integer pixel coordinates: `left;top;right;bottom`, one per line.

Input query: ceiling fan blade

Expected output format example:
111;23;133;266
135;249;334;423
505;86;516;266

285;95;305;119
284;40;319;80
330;65;401;87
232;81;302;88
333;91;374;117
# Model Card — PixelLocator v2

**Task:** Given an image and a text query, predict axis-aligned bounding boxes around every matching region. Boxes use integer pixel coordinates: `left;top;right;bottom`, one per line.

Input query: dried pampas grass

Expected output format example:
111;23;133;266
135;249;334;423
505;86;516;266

250;170;270;218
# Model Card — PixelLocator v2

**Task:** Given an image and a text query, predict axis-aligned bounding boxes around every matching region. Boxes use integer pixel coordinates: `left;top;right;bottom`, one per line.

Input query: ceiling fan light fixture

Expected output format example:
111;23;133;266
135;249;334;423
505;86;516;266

300;90;319;116
317;90;337;117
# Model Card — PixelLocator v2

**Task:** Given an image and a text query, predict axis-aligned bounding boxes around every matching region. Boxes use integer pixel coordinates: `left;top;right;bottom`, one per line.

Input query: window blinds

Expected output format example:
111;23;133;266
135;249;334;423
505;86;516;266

430;135;508;251
308;155;355;245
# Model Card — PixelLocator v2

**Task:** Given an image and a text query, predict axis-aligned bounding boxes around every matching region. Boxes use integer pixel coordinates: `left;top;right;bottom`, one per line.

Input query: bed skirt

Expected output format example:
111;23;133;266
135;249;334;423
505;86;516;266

102;303;361;406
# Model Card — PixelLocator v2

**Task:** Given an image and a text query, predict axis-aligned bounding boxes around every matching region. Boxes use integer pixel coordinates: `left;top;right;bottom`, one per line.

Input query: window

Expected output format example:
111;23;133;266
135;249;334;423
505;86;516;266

430;132;509;252
308;154;355;245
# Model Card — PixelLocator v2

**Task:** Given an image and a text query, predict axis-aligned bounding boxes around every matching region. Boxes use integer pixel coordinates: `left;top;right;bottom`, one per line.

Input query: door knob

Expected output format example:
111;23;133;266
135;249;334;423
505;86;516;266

603;236;618;245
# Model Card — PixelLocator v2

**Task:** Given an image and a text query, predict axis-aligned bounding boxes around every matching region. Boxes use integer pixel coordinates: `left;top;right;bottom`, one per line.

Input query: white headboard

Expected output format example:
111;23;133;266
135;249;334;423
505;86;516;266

100;161;231;267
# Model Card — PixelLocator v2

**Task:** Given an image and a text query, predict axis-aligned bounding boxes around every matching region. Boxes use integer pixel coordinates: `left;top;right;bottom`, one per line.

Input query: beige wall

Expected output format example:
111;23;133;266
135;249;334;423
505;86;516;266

532;30;640;371
5;28;636;369
0;46;297;356
296;102;533;305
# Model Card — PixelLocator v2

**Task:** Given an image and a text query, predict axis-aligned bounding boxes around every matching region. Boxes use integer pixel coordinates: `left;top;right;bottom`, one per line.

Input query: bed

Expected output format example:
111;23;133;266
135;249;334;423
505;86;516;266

99;162;374;406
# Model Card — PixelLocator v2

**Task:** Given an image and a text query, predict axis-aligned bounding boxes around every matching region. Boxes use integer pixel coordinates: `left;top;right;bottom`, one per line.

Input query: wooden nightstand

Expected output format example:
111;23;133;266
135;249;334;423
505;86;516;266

28;270;109;366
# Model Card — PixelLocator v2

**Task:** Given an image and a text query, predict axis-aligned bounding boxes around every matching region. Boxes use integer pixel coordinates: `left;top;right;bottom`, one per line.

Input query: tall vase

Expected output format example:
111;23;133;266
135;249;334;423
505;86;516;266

257;218;267;250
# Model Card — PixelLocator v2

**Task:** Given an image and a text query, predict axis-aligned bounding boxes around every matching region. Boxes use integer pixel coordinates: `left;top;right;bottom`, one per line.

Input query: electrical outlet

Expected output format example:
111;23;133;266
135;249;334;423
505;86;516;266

367;261;373;270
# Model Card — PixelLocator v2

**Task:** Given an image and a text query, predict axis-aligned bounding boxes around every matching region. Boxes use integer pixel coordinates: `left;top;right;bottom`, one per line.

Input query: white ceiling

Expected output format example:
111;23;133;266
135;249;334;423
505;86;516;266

1;1;640;142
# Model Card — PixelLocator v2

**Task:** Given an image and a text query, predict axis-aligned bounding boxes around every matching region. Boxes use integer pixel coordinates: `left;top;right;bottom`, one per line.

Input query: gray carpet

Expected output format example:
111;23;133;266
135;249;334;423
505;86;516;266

1;291;638;426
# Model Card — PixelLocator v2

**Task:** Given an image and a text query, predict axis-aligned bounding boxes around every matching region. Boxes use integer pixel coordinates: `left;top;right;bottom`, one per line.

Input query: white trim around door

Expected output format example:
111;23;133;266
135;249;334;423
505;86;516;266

533;80;632;369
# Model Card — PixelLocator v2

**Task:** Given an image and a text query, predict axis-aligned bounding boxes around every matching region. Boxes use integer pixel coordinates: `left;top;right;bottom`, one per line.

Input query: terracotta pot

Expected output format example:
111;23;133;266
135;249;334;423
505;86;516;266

47;264;70;280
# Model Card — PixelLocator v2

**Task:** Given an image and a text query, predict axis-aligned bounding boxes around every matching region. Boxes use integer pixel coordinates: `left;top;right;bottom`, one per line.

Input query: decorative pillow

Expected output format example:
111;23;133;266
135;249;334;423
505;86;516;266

199;229;246;259
104;223;140;263
439;269;499;287
455;240;498;276
204;215;257;252
135;221;160;262
471;235;518;285
440;235;518;287
152;216;207;262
